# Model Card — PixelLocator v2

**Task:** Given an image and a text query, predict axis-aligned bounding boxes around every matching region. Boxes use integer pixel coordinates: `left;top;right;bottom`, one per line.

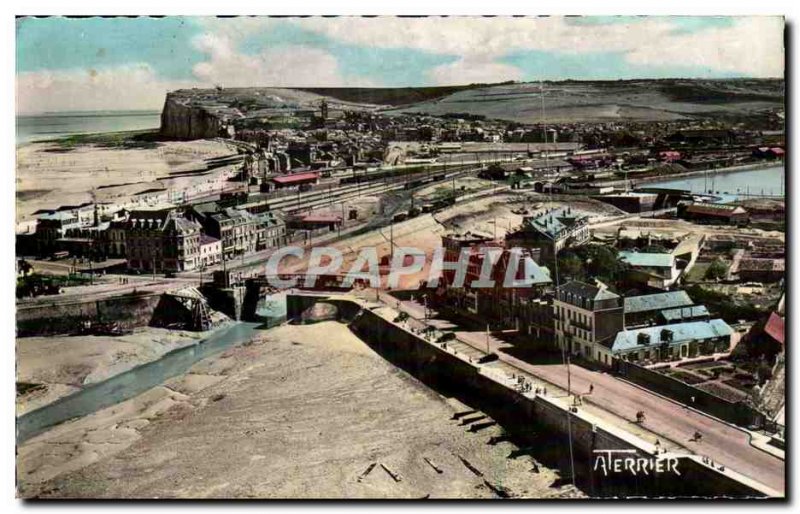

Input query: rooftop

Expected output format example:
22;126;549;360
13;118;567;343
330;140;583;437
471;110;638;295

738;258;785;272
272;171;320;184
199;234;220;245
659;305;710;322
619;251;675;268
685;203;748;217
764;312;785;345
609;319;733;353
524;206;588;239
624;290;693;314
558;280;620;302
297;213;342;223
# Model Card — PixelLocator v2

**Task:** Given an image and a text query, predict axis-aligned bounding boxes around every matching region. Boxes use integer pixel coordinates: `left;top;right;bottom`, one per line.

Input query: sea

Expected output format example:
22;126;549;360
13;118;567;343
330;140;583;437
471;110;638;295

16;110;162;145
643;165;785;200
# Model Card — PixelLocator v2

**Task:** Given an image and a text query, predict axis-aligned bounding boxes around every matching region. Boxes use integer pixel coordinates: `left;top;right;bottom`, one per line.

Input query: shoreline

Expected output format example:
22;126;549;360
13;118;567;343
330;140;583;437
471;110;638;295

16;127;161;148
632;161;783;188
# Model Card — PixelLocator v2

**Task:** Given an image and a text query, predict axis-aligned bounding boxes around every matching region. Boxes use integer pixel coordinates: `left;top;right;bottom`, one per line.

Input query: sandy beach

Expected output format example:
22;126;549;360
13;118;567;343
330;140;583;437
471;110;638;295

16;325;231;415
16;137;240;224
17;321;579;499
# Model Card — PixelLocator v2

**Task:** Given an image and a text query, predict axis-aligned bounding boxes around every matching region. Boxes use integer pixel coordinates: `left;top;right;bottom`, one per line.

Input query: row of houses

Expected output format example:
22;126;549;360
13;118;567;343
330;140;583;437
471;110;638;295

30;201;288;273
431;203;732;367
434;240;732;367
553;282;733;367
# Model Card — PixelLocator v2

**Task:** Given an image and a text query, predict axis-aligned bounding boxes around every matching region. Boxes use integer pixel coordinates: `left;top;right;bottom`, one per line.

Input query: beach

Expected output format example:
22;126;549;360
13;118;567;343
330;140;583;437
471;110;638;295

17;321;578;499
16;135;241;225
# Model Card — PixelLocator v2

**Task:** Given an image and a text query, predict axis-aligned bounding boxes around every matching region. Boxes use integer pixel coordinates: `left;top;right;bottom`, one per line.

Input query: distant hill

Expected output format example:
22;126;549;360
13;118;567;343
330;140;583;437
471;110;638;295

296;82;513;107
160;79;784;138
383;78;784;124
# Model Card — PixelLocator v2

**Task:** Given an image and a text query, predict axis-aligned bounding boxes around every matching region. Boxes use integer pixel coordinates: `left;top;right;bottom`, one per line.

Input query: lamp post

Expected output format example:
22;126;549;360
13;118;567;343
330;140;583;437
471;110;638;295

547;225;576;488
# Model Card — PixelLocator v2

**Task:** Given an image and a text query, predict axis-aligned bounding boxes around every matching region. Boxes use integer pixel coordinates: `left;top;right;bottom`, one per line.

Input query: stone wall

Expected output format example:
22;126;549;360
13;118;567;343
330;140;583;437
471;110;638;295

16;292;162;337
614;359;761;428
287;294;770;498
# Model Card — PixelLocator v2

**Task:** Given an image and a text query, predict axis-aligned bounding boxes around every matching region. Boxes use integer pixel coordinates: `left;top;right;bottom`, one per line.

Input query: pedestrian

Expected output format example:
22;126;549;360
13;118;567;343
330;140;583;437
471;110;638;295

589;383;594;394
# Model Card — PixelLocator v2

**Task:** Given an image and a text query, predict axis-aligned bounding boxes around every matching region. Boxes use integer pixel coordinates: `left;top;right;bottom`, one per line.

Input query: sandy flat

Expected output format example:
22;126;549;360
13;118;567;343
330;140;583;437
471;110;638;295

18;321;579;499
16;139;238;222
16;327;223;415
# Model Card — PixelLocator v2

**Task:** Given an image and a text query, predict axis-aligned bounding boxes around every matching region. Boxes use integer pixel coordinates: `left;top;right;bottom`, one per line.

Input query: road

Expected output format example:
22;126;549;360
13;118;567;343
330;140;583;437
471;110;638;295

393;296;785;495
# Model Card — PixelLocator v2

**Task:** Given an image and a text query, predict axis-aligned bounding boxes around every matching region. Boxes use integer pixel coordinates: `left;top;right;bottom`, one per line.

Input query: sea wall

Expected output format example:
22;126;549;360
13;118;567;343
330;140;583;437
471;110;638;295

287;294;773;498
16;292;163;337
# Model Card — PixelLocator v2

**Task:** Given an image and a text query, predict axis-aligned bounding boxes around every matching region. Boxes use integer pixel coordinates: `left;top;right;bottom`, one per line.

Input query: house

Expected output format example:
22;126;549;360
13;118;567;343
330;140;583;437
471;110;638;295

506;206;590;263
189;206;261;260
126;209;202;272
737;311;784;365
678;202;749;226
658;150;681;162
462;247;552;330
606;319;733;364
270;171;320;189
440;231;497;287
198;234;222;267
553;281;624;362
658;305;710;325
618;251;682;290
35;211;83;255
753;147;785;160
255;210;287;249
433;234;553;340
287;213;342;232
623;290;694;327
735;258;785;283
667;129;735;146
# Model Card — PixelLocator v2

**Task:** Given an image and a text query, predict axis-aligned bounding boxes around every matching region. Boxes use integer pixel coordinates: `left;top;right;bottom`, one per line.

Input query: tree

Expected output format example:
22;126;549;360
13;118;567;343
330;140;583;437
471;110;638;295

705;259;729;281
556;253;585;283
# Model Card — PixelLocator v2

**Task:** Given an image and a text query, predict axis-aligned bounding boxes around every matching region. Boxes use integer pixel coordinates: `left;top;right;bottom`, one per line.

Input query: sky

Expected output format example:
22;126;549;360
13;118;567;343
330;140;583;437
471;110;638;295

16;15;785;114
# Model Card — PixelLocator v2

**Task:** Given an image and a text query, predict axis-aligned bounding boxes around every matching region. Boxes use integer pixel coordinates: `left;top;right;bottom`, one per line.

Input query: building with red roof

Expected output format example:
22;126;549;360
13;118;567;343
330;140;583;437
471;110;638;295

271;171;320;188
764;312;785;347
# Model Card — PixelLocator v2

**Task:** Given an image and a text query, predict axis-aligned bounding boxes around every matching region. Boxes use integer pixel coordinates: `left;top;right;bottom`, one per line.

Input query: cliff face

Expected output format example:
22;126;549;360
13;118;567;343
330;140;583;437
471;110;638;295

160;94;223;140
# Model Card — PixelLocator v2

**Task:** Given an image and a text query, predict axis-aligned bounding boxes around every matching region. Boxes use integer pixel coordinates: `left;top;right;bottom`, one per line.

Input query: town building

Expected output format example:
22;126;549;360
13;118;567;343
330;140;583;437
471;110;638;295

553;281;624;361
734;258;785;283
198;234;222;267
658;305;710;325
287;213;343;232
270;171;320;190
461;247;553;330
593;192;659;213
505;206;590;263
433;232;554;341
126;209;202;272
623;290;695;328
255;210;287;249
104;219;128;258
440;231;497;287
35;211;82;254
189;206;260;260
605;319;733;364
678;202;749;226
618;251;682;290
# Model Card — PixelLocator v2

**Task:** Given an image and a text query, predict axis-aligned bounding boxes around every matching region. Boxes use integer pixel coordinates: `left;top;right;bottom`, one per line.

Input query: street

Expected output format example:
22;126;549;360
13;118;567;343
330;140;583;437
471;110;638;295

392;295;785;494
